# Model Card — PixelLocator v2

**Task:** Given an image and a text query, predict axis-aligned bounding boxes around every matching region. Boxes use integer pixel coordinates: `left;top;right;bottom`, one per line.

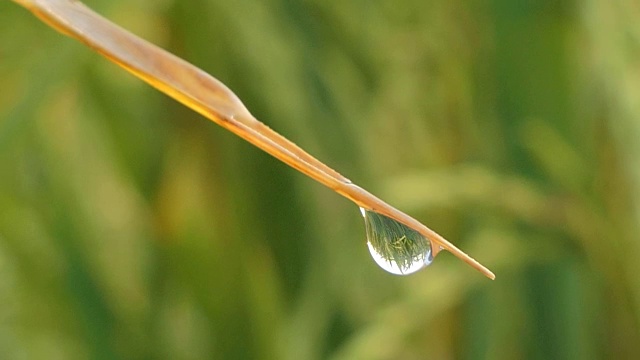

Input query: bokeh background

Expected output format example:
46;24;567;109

1;0;639;359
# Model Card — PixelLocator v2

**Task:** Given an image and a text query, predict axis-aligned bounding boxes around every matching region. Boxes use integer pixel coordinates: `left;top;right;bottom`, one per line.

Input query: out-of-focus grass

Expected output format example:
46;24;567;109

1;0;639;359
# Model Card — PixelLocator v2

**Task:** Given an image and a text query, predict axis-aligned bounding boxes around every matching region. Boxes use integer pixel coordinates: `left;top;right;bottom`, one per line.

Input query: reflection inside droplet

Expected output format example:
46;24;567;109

360;207;434;275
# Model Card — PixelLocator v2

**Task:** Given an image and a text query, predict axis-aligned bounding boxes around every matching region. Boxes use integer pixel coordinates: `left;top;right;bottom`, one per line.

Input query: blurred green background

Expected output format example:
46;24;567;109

1;0;639;359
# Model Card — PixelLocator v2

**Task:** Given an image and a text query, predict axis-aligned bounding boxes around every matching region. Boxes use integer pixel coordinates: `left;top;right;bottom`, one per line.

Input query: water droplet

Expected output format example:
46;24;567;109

360;207;434;275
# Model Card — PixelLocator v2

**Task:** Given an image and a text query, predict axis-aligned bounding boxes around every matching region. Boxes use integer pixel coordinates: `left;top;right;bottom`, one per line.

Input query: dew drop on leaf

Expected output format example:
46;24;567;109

360;207;435;275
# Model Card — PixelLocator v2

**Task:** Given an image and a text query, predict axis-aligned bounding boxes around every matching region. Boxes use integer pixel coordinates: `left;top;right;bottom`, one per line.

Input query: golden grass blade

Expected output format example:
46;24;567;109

12;0;495;279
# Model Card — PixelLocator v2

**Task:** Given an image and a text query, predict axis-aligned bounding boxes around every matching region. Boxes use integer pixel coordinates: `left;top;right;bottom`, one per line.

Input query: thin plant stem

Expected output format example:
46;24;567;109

12;0;495;279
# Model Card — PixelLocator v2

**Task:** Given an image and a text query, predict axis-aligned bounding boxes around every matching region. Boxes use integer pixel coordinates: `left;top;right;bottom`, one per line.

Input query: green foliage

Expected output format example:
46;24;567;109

1;0;639;359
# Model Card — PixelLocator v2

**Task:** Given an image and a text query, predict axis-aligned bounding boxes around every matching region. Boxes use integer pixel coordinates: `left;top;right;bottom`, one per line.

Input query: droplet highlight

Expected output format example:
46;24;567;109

360;207;434;275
